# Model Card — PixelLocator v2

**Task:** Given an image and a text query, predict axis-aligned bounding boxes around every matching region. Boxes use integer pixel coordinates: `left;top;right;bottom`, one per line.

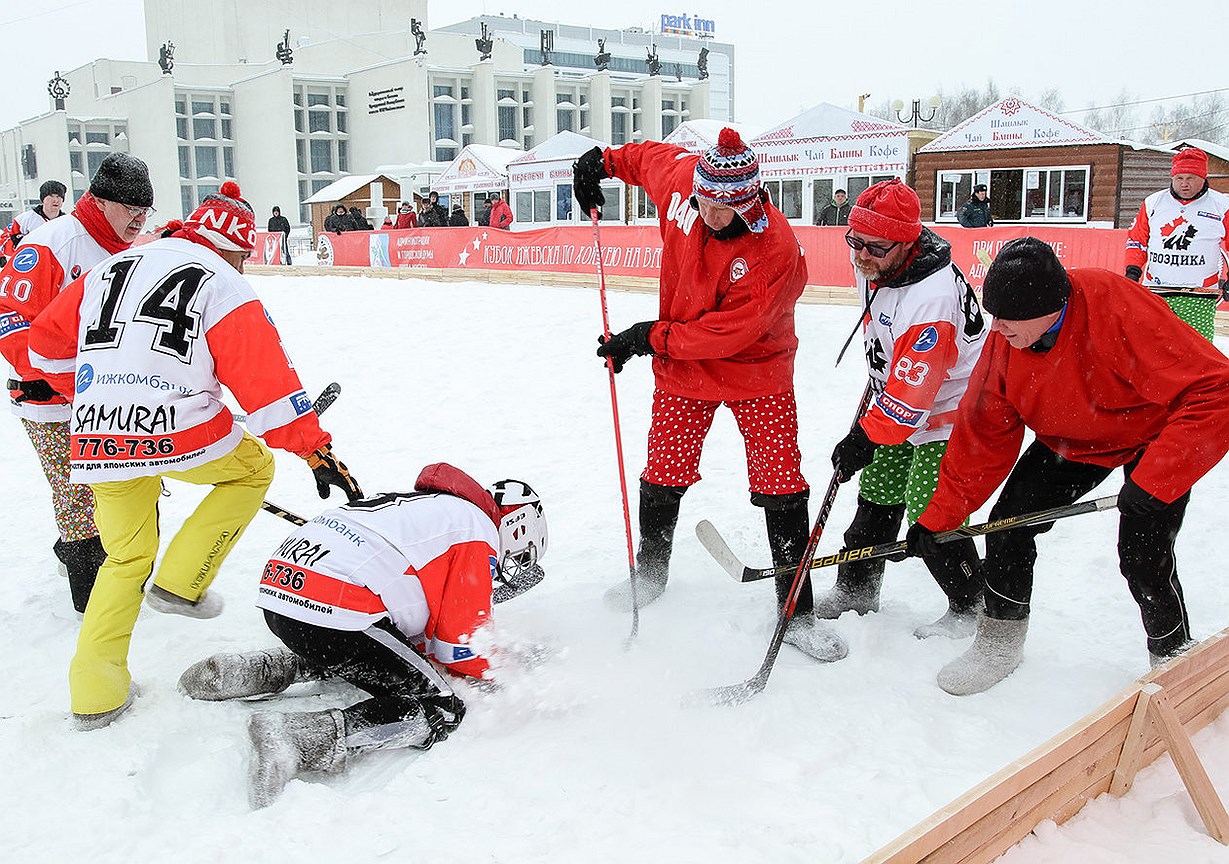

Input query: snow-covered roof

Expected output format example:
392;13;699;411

303;174;385;204
663;120;761;153
509;131;608;166
752;103;907;145
1170;138;1229;164
920;97;1106;152
431;144;524;194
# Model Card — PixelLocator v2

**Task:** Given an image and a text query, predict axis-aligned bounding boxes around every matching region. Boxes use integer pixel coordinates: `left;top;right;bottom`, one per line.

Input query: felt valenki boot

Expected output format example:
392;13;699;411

179;648;320;701
936;613;1028;696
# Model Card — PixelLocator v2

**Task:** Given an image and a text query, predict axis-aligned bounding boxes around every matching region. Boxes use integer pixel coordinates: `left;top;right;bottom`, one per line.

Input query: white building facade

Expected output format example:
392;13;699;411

0;0;728;226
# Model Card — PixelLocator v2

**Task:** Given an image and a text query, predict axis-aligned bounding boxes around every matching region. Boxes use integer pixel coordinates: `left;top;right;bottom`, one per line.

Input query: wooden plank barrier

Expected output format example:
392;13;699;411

862;629;1229;863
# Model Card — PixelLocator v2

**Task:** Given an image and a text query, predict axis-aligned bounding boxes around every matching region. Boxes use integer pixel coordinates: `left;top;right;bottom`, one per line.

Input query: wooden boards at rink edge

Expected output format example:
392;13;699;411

862;629;1229;863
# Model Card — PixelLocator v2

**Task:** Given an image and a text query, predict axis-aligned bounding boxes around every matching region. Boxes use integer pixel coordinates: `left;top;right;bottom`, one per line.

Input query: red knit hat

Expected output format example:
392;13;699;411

1171;148;1208;178
847;178;922;243
182;181;256;252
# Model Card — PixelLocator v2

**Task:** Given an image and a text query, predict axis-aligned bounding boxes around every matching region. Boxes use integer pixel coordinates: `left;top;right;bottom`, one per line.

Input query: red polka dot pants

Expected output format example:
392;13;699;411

641;389;808;495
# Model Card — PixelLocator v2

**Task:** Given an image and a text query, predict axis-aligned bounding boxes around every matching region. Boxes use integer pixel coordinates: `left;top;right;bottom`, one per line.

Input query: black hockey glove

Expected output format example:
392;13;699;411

306;445;364;501
1118;476;1167;517
903;522;944;559
1124;265;1143;283
830;424;876;484
597;321;655;373
420;693;467;747
10;378;61;403
573;146;607;216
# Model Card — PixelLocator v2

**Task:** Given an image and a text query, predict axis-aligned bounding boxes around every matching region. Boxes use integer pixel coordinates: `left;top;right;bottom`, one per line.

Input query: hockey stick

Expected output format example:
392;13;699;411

685;382;875;708
698;495;1120;583
257;382;342;528
235;381;341;423
591;208;641;644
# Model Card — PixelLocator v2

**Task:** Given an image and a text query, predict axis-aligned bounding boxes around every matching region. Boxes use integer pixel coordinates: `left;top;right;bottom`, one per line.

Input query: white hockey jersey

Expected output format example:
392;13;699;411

1126;187;1229;295
857;232;987;446
256;491;500;679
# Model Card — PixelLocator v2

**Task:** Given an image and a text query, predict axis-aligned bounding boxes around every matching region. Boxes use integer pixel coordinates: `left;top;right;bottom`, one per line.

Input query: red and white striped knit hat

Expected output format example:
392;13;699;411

183;181;256;253
692;128;768;233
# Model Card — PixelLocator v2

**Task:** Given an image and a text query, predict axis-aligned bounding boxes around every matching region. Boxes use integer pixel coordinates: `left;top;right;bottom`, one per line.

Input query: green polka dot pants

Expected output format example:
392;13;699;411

858;440;949;524
1164;295;1216;341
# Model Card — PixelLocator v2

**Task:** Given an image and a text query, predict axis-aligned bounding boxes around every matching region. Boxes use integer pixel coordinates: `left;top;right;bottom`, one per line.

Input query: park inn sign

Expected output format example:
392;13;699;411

659;12;715;37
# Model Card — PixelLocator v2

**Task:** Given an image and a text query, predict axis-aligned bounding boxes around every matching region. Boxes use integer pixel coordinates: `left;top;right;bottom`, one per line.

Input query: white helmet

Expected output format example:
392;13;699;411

488;479;548;603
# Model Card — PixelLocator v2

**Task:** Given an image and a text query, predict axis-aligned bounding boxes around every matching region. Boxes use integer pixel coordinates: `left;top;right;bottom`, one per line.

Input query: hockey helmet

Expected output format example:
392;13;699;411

488;479;548;603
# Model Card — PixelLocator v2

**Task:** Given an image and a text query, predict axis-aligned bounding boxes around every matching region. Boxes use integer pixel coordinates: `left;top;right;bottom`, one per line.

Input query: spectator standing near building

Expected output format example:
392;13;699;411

488;193;514;230
419;192;448;228
346;206;373;231
904;238;1229;695
324;204;349;234
476;198;492;227
1125;147;1229;340
0;155;153;613
572;128;844;663
816;189;850;226
448;203;470;226
819;180;986;650
957;184;993;228
266;205;292;265
28;181;364;730
394;201;418;229
177;465;548;808
0;179;68;266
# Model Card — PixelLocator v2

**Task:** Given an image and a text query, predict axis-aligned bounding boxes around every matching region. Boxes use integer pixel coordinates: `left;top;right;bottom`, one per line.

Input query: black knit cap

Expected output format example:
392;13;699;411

982;237;1071;321
88;153;154;208
39;180;67;199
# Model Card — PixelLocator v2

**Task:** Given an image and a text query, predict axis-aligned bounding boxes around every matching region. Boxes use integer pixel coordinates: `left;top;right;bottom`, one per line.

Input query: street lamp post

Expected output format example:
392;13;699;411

893;96;941;127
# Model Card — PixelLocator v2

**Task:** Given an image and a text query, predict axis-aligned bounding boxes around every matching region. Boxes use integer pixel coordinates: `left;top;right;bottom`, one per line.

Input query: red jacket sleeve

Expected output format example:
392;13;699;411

862;320;961;446
1124;201;1149;273
918;336;1027;531
25;274;84;398
206;299;330;457
0;244;65;383
422;539;495;679
605;140;695;219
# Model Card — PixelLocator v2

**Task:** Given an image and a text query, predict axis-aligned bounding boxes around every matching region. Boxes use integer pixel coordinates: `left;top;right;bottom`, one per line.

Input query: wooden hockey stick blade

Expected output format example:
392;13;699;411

261;501;308;526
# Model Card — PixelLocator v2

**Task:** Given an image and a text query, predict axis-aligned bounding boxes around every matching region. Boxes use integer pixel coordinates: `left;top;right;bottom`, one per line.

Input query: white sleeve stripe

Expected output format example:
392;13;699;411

28;349;73;374
243;390;313;435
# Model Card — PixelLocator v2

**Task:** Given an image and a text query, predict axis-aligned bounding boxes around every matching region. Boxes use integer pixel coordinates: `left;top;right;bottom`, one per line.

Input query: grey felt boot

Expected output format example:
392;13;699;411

936;613;1029;696
179;648;319;701
248;708;347;809
913;605;979;639
146;583;224;619
604;481;686;611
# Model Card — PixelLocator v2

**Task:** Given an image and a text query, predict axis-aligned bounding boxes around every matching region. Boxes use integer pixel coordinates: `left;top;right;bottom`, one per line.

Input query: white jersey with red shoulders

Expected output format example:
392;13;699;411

1125;186;1229;295
0;215;109;421
858;229;987;446
256;491;499;679
27;236;330;482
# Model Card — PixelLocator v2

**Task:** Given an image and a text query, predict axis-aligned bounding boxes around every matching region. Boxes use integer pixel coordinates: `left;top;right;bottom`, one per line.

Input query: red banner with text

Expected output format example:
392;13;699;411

134;230;284;265
315;225;1132;290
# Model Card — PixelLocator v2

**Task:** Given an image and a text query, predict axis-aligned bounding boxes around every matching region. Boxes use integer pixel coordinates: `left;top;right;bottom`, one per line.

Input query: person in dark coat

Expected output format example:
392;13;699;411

419;192;449;227
267;206;292;265
957;184;993;227
816;189;850;226
324;204;349;234
448;204;470;227
346;206;373;231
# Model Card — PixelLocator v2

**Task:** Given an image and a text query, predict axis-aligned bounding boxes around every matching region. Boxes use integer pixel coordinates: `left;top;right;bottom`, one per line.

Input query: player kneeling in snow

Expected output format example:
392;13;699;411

178;464;548;808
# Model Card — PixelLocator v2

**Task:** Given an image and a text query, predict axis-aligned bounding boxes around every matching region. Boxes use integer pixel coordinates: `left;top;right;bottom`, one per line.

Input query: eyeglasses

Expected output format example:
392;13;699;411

845;231;899;259
101;199;156;219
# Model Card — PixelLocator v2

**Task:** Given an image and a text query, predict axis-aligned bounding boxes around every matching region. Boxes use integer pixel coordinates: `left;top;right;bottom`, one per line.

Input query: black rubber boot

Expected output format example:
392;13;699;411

813;498;905;619
603;480;687;611
54;536;108;614
757;490;813;613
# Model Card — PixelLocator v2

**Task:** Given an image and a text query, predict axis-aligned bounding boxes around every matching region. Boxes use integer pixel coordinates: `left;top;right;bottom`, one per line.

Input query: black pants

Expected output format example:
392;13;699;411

265;611;457;737
982;441;1191;655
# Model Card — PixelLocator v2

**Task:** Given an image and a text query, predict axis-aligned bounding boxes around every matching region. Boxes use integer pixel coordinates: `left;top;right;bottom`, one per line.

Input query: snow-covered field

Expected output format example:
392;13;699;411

3;272;1229;864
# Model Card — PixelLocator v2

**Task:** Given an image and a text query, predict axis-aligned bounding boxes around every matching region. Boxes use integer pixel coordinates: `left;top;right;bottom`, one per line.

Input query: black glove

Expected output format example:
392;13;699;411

306;444;363;501
1118;476;1167;517
597;321;655;373
573;146;607;216
419;693;467;747
10;378;60;403
904;522;944;559
1125;265;1143;282
830;424;876;483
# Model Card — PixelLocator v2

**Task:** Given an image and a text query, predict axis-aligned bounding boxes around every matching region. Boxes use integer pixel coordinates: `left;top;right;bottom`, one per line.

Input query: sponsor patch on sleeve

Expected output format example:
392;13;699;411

912;325;939;352
289;390;312;415
452;645;474;661
11;247;38;273
0;312;29;338
875;392;924;427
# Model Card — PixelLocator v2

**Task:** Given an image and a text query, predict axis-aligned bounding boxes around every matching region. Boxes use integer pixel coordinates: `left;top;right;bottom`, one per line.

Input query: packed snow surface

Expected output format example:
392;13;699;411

3;272;1229;863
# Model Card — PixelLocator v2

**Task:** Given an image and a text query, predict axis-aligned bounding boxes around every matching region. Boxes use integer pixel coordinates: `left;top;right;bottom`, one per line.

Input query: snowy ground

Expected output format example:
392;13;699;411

3;272;1229;863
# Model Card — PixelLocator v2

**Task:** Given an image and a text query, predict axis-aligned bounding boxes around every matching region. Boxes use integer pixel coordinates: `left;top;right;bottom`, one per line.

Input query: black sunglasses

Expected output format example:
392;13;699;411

845;231;899;259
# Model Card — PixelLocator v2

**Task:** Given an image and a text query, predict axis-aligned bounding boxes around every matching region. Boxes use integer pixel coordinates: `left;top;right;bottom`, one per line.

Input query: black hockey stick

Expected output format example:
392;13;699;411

684;383;875;708
236;381;341;423
258;382;342;527
697;495;1120;583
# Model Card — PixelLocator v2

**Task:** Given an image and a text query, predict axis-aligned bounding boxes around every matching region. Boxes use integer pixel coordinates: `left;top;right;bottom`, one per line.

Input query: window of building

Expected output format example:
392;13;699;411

307;93;330;107
310;139;332;173
192;100;213;115
761;180;803;220
85;130;110;145
336;112;346;134
223;147;234;178
69;151;83;175
811;178;835;225
220;100;231;115
195;146;218;178
337;140;348;173
434;101;456;143
181;185;195;215
175;99;187;114
177;117;189;139
193;117;217;139
335;93;345;108
87;151;107;178
220;118;233;139
296;139;307;174
556;184;574;222
635;188;657;220
514;191;533;222
936;167;1088;222
499;105;518;144
846;174;897;204
309;110;331;133
178;146;191;177
435;145;457;162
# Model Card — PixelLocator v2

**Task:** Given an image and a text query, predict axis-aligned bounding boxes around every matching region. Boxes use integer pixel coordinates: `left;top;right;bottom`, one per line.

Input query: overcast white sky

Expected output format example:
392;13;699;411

2;0;1223;134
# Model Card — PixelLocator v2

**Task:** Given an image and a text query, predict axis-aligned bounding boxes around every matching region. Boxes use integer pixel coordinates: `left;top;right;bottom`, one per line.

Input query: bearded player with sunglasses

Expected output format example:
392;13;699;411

818;179;987;656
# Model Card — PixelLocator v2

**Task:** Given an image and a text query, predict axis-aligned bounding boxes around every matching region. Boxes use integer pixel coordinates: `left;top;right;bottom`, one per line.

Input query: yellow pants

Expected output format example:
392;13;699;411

70;433;276;715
